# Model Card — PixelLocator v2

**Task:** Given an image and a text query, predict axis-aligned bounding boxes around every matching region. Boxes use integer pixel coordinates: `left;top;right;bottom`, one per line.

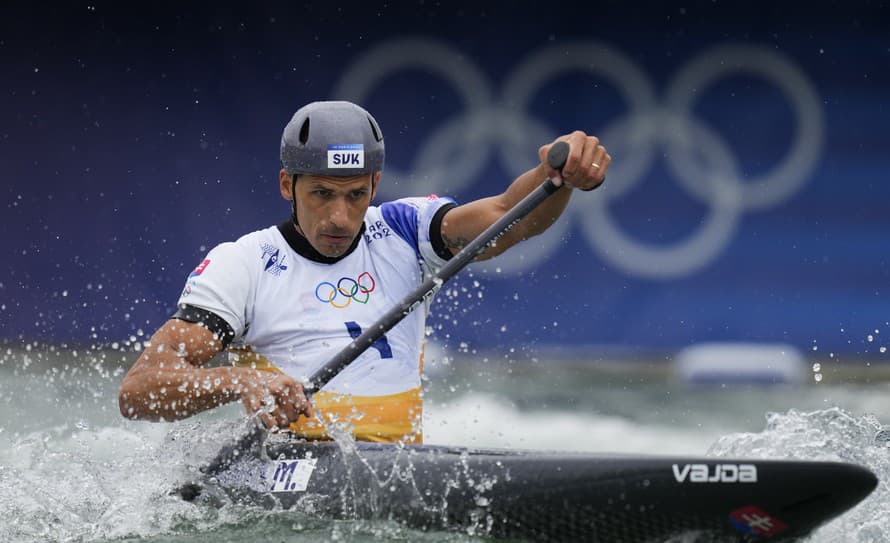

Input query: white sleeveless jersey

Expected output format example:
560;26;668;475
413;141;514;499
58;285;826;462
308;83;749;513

177;196;456;396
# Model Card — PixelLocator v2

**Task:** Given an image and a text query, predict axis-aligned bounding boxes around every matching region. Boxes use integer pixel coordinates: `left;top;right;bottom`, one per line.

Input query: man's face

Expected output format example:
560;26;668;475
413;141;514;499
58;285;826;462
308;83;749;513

279;170;379;258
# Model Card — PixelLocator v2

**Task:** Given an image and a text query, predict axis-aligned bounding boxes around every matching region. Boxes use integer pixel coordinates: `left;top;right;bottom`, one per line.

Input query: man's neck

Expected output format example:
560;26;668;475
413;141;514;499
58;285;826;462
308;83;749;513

276;219;364;264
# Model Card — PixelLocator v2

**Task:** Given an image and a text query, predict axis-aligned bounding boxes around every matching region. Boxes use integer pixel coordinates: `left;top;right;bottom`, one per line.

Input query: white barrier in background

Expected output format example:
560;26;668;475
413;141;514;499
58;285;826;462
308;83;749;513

673;342;806;385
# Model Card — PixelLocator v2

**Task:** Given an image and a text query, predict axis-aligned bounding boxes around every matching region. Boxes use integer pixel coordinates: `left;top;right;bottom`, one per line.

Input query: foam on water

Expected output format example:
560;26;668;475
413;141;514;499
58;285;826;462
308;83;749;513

424;392;720;454
424;392;889;542
5;405;883;542
708;407;889;542
0;418;488;543
1;348;887;542
0;420;244;542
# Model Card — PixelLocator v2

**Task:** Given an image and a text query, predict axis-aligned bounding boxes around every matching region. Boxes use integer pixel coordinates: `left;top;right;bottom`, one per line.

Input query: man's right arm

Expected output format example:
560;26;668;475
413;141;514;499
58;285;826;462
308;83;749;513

118;318;312;428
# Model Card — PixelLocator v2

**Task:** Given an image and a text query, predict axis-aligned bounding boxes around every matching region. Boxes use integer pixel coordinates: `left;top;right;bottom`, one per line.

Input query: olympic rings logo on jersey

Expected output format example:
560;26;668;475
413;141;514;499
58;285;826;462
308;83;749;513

332;38;824;279
315;272;377;308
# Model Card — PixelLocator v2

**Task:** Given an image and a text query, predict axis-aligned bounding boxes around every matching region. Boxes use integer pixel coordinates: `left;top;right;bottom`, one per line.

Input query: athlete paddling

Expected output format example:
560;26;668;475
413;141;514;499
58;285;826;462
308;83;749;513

118;101;610;443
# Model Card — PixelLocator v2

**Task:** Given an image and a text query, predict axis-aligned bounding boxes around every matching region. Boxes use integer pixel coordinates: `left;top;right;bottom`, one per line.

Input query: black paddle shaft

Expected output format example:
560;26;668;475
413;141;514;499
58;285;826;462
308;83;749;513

178;142;569;498
305;140;569;392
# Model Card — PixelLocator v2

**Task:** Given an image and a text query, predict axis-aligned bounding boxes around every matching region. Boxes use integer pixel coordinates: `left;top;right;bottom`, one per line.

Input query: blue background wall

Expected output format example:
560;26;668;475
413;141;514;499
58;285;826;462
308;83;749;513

2;2;889;355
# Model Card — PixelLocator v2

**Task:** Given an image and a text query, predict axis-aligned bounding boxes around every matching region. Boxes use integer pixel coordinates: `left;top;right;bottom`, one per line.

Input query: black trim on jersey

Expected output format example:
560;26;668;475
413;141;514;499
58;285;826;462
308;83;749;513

430;202;458;261
277;220;365;264
172;304;236;348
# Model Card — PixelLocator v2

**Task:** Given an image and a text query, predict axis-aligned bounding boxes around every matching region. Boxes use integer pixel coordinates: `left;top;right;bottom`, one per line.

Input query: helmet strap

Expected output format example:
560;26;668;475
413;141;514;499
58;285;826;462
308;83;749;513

291;174;300;228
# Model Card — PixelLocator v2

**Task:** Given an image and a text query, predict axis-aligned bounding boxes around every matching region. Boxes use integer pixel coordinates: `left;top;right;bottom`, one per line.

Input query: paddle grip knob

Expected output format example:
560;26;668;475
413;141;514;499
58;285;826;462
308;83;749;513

547;141;569;171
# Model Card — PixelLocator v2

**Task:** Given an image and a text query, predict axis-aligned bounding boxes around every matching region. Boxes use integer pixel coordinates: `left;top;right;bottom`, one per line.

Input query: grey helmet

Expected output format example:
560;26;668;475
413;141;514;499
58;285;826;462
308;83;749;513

280;101;385;177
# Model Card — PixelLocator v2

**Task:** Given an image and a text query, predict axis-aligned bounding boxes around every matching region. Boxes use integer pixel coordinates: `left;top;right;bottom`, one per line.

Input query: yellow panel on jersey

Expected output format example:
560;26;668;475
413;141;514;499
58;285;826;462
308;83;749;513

228;346;277;370
289;387;422;444
229;346;423;444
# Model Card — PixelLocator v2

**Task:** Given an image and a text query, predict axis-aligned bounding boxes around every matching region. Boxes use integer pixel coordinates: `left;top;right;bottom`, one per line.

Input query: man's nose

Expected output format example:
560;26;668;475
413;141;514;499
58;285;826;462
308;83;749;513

327;197;349;226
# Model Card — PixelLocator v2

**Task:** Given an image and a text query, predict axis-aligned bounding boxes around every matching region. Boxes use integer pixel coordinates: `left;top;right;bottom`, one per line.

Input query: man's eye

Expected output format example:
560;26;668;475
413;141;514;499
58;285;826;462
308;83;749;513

351;191;368;198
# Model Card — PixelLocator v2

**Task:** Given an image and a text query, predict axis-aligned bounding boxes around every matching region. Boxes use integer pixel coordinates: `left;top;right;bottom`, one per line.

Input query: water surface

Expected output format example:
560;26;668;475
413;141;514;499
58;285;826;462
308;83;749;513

1;347;887;542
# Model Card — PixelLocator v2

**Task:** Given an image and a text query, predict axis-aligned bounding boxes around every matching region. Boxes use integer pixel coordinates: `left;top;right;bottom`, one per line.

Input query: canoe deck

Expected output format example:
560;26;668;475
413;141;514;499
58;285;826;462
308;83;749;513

187;436;877;542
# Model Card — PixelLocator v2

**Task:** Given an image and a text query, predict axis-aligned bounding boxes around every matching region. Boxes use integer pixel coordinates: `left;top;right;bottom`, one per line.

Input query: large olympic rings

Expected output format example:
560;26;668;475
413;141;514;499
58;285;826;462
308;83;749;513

315;272;376;309
332;38;824;279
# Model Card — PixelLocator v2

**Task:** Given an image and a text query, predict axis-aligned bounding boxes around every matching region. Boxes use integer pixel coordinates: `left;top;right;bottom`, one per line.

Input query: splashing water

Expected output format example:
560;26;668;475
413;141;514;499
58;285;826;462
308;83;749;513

0;419;483;543
708;408;890;542
0;423;201;542
2;345;888;542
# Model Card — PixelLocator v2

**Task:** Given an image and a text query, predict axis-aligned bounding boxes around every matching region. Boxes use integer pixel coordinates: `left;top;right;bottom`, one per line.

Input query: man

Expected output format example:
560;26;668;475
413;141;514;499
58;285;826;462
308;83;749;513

119;101;610;443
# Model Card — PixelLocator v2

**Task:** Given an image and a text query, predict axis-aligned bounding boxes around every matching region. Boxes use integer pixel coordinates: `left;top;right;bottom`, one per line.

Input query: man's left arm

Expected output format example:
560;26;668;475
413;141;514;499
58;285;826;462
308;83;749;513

439;131;610;261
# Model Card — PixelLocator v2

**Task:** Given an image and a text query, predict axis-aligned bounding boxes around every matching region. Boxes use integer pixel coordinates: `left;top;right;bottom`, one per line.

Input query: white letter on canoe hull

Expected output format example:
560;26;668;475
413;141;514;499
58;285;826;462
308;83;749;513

672;464;691;482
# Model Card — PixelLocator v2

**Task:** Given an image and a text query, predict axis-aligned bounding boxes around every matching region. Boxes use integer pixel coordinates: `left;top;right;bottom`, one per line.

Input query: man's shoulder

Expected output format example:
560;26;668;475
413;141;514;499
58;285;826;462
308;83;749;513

366;196;457;262
227;224;287;252
375;195;453;211
371;195;457;226
201;225;284;266
233;224;282;243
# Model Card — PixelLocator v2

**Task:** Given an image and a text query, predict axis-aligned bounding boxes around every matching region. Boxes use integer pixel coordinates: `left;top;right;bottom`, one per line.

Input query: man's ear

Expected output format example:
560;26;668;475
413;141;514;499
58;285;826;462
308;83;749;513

371;172;381;200
279;169;293;200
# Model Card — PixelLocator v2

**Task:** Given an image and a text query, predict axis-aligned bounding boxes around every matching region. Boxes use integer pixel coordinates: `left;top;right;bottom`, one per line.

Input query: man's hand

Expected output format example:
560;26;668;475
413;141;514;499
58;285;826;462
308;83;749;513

437;129;612;262
240;372;314;431
539;130;610;191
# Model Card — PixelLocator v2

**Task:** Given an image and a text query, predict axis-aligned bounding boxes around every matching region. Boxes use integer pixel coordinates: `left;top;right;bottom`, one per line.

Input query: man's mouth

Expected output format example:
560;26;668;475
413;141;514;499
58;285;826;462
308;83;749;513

321;233;351;244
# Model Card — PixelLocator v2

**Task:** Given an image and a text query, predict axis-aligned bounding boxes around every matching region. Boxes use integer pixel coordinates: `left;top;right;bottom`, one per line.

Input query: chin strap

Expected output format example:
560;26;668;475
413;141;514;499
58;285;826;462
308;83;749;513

291;174;300;228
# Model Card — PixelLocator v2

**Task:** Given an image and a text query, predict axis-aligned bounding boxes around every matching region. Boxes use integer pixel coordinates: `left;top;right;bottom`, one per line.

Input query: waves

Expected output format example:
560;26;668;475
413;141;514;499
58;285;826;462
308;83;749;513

709;408;890;542
424;392;721;454
1;352;888;542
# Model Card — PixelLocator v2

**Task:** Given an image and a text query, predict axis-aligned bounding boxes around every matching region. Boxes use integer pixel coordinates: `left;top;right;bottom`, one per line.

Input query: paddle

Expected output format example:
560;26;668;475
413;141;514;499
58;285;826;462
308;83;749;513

176;141;571;501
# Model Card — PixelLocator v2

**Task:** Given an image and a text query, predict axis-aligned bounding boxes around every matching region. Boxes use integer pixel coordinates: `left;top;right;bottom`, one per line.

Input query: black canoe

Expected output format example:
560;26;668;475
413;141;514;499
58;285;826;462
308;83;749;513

186;435;877;542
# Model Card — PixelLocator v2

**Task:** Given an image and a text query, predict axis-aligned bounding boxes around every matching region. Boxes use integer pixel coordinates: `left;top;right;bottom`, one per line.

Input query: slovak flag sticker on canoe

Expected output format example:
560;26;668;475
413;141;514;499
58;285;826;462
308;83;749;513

729;505;788;537
189;259;211;278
